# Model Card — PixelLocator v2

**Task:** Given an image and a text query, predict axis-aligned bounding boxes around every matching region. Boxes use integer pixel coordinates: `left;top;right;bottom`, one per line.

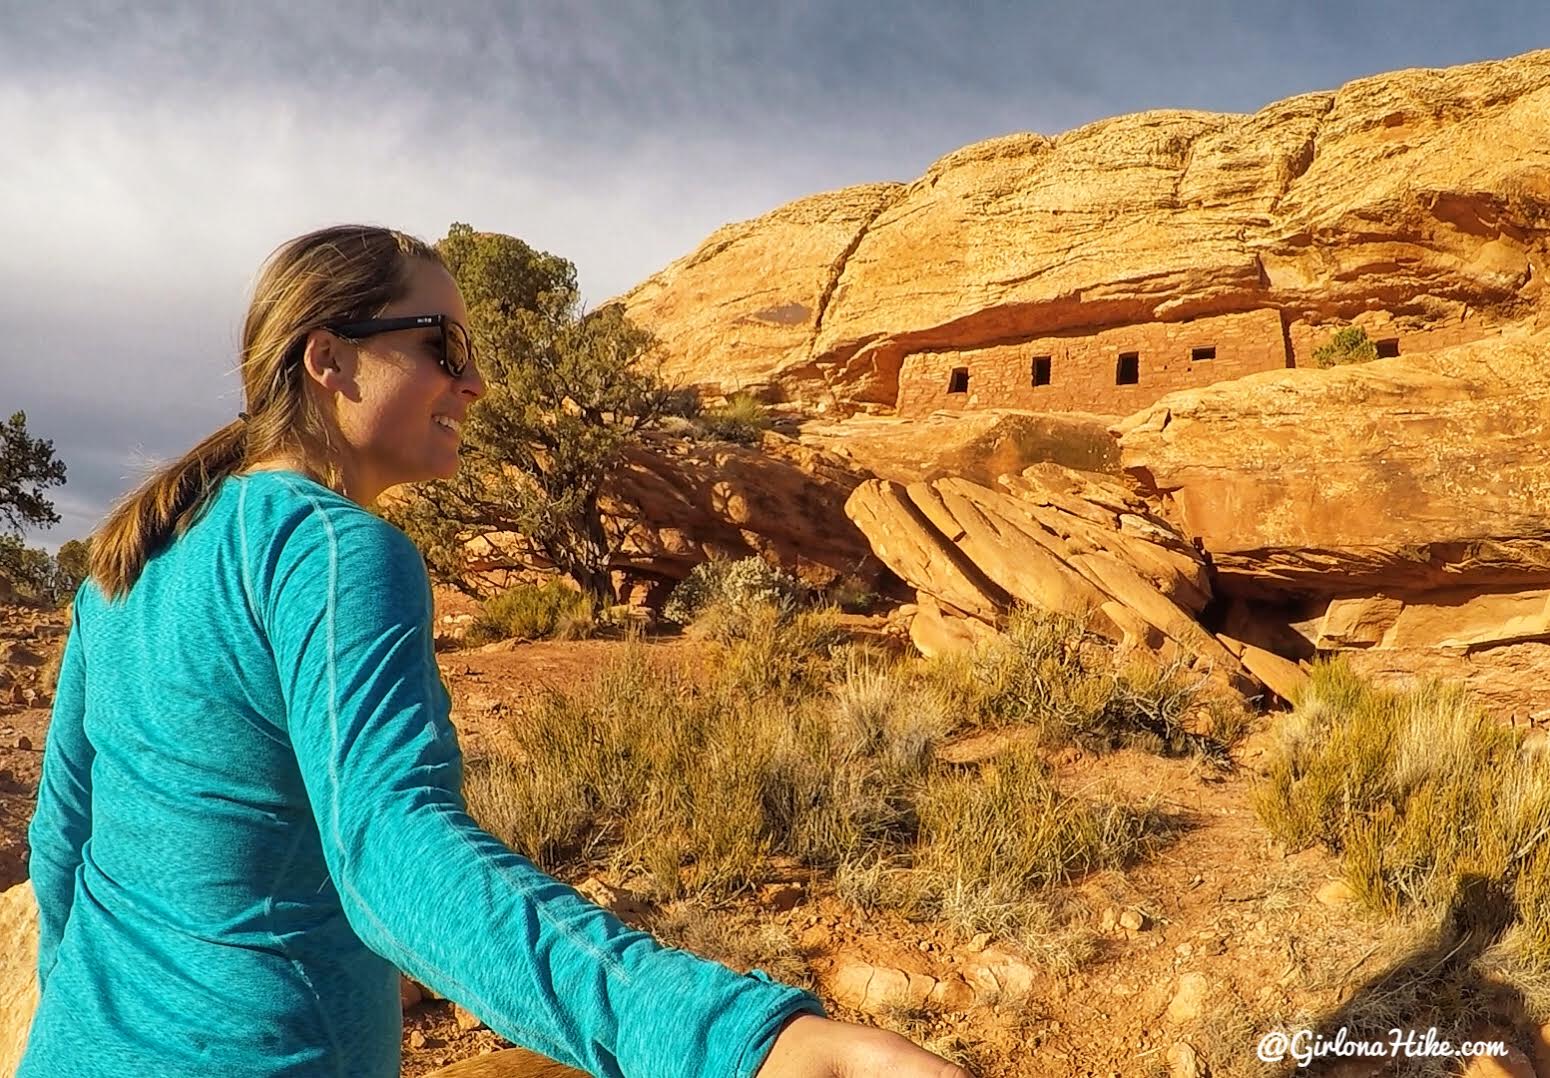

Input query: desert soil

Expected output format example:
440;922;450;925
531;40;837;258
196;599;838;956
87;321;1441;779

1;591;1498;1077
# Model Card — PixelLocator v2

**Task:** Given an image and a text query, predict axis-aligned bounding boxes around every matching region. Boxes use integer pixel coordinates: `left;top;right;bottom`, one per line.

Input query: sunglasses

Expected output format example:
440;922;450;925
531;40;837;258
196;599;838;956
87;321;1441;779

325;314;476;379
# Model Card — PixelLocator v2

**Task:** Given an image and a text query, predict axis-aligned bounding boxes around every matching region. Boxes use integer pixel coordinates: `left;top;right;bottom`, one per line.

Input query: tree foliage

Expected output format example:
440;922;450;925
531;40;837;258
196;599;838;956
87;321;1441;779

0;535;85;607
0;411;67;536
384;223;672;602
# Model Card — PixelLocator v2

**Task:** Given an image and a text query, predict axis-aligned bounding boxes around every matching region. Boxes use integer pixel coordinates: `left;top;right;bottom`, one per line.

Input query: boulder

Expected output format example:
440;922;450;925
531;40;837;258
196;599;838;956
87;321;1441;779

1114;331;1550;601
0;880;39;1076
447;429;888;598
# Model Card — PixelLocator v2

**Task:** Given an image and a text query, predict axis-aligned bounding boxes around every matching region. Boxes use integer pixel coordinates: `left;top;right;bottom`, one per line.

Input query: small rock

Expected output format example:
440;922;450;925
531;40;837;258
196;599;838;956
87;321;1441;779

967;931;991;952
453;1004;484;1031
1175;943;1193;958
14;735;30;751
575;877;653;923
1168;1040;1205;1078
1316;879;1359;906
1461;1045;1536;1078
1166;973;1210;1025
927;974;977;1011
1119;909;1148;932
409;1030;427;1050
1098;907;1118;932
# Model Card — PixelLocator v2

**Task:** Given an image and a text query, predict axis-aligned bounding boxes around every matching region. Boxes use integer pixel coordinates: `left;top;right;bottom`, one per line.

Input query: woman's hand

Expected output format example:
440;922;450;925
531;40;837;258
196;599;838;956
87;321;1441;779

755;1013;974;1078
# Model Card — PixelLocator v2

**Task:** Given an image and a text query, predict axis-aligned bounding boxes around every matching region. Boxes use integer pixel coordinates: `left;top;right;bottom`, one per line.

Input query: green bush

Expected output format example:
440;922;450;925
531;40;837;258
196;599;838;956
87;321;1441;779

698;392;771;445
463;579;596;645
662;556;802;626
1312;325;1379;368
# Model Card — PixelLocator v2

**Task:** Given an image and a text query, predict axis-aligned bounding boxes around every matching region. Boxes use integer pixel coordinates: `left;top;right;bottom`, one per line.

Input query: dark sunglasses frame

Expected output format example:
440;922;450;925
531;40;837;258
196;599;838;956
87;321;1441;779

325;314;475;379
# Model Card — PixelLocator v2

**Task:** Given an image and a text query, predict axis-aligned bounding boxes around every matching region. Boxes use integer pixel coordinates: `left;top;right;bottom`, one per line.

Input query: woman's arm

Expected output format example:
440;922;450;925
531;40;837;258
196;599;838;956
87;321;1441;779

262;493;823;1078
27;590;94;994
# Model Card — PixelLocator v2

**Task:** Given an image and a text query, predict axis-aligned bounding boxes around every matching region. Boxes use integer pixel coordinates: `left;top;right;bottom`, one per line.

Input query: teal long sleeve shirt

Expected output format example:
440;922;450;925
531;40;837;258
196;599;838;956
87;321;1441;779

20;468;824;1077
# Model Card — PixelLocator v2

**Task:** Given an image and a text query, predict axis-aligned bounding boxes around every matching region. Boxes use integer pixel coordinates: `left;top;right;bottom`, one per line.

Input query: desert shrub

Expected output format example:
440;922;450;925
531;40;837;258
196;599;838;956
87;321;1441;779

919;606;1240;758
710;602;850;698
462;753;592;867
662;556;803;627
1254;659;1550;959
697;392;770;445
1312;325;1379;368
469;599;1179;939
472;632;950;899
463;578;596;645
906;742;1163;942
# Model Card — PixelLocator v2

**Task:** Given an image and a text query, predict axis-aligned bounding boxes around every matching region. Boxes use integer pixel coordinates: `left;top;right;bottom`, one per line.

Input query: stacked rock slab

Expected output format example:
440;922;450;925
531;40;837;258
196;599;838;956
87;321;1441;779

1113;327;1550;720
844;463;1282;700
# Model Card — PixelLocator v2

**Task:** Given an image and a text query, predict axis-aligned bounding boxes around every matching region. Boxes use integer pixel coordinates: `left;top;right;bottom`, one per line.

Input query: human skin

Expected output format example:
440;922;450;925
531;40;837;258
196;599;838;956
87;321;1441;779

245;257;487;503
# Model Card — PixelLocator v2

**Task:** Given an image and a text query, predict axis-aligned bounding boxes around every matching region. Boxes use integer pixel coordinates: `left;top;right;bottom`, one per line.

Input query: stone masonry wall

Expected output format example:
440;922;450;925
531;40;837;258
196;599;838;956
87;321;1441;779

1286;310;1499;367
896;309;1288;418
895;308;1505;417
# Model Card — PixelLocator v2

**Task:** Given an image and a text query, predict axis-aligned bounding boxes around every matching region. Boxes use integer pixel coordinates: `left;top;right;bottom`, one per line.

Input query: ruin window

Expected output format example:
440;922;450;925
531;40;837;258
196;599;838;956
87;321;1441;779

1116;352;1139;385
947;367;970;394
1375;338;1400;358
1032;355;1052;386
1191;346;1216;362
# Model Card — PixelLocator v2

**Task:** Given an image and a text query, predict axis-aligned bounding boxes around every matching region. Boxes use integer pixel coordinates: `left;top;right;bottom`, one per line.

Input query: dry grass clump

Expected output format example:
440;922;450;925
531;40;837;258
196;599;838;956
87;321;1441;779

1254;657;1550;1050
648;901;813;990
463;624;932;900
462;579;598;646
1254;658;1550;929
907;743;1162;942
696;391;772;445
919;606;1242;759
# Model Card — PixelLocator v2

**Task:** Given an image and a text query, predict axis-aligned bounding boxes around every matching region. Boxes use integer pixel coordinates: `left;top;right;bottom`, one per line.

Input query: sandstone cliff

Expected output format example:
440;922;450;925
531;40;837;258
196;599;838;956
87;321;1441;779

1114;326;1550;721
619;51;1550;410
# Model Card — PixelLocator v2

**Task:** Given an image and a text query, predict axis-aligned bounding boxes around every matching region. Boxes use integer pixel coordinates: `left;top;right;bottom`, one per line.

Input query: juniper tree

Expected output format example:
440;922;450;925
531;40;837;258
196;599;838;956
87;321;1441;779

384;224;673;604
0;410;67;536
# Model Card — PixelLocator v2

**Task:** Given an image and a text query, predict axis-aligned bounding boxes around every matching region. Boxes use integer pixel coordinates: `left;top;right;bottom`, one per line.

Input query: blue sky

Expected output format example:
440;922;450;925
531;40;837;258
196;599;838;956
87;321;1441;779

2;1;1546;549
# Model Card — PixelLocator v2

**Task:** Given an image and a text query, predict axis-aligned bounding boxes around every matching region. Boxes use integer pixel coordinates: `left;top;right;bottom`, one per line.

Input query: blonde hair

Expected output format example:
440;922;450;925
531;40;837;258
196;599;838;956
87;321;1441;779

89;224;445;601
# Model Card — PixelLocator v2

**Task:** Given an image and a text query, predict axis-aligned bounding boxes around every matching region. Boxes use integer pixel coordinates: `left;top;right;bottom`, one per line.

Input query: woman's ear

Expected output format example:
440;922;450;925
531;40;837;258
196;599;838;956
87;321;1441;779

301;329;354;389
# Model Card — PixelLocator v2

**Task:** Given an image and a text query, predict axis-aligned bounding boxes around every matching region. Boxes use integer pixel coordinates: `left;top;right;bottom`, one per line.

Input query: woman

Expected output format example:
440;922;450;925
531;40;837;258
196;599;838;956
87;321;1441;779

20;225;971;1078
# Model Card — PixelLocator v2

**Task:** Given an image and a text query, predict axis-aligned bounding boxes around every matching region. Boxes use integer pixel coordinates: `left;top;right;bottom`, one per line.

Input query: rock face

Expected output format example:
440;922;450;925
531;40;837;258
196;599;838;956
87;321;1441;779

457;429;889;600
797;409;1122;486
621;51;1550;411
0;881;39;1076
1116;327;1550;720
1114;329;1550;599
615;184;904;405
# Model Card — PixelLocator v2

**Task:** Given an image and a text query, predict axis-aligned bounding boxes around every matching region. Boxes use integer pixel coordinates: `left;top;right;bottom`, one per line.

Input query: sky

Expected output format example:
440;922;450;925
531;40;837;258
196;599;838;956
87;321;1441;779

3;1;1547;550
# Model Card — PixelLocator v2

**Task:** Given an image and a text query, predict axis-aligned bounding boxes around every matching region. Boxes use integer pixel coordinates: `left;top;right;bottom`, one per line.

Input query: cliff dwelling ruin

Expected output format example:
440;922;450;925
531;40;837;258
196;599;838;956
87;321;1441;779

894;307;1499;418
